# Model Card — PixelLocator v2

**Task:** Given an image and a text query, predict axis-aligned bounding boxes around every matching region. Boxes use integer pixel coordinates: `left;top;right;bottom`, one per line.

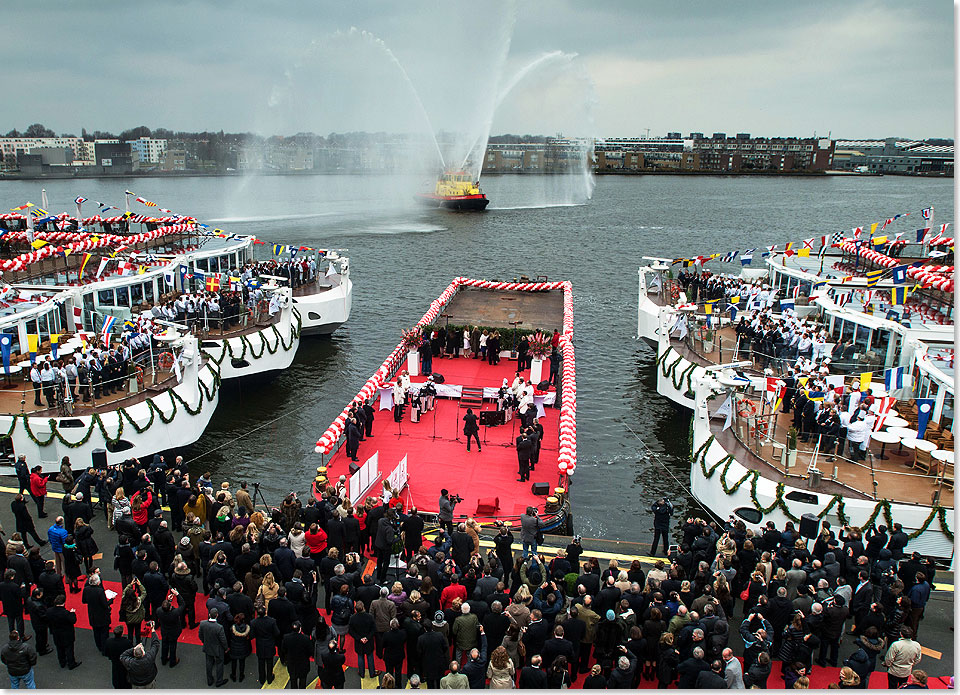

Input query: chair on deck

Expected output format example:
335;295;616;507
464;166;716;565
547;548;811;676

913;449;934;475
936;431;953;451
940;463;954;490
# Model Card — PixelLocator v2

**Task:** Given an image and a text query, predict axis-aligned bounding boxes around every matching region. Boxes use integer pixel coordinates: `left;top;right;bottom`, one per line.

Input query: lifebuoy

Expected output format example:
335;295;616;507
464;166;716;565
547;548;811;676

158;352;174;371
671;286;680;300
737;398;758;418
750;419;768;439
135;366;145;389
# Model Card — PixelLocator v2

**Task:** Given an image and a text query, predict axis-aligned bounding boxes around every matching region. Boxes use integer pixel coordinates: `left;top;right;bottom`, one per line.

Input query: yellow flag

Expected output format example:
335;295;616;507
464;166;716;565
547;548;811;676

798;376;809;388
63;249;72;258
797;249;810;257
137;265;146;275
872;236;888;245
31;240;47;249
27;334;38;354
859;371;872;392
870;222;879;235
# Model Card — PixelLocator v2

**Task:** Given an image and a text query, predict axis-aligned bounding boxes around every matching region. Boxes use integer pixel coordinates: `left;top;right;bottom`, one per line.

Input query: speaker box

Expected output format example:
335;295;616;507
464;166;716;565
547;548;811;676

432;372;445;384
799;512;819;540
348;461;361;475
91;448;108;470
531;482;550;496
537;379;551;390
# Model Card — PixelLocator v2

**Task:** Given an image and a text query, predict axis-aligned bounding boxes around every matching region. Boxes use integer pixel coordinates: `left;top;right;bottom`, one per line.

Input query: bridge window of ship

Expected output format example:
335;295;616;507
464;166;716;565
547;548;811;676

230;359;250;369
784;491;819;505
57;419;85;429
105;439;135;453
733;507;763;524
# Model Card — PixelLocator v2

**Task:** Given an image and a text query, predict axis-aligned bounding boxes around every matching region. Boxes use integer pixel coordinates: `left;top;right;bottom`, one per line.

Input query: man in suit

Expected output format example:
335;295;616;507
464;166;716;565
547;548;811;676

0;570;25;635
199;607;229;687
46;594;80;670
518;654;548;688
696;660;729;689
280;621;313;689
81;572;112;654
104;625;133;689
250;607;281;685
516;433;532;482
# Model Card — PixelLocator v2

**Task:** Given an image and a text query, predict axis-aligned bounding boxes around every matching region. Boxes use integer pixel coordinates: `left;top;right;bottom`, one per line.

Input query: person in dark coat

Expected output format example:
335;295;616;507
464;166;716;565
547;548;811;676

280;621;313;689
677;646;710;689
348;602;377;678
46;594;80;669
24;589;50;655
157;595;185;667
695;660;729;689
200;607;229;687
11;495;45;548
518;655;549;688
462;408;481;452
251;607;281;685
321;640;347;689
417;616;450;689
650;498;674;556
382;618;407;685
81;572;112;654
0;570;25;634
104;625;133;689
229;614;253;682
142;562;169;621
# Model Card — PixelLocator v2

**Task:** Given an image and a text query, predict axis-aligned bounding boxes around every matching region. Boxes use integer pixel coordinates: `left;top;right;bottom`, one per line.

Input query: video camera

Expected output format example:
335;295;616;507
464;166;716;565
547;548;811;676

450;493;463;504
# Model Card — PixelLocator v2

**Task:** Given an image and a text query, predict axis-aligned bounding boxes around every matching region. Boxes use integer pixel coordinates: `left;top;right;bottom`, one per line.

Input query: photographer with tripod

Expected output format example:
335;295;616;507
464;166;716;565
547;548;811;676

438;490;461;536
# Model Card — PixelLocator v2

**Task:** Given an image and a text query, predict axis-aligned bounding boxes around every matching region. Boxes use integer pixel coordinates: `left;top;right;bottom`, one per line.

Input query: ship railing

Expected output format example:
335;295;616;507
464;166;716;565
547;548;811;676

727;406;945;503
683;330;881;376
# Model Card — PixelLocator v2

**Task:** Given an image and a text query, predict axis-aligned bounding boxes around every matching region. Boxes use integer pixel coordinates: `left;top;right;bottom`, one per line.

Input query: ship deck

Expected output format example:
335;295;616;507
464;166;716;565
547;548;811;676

324;352;563;520
441;286;565;332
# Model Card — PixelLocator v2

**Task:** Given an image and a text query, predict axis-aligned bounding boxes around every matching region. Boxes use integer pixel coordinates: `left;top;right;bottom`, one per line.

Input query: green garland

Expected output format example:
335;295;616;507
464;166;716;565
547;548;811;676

203;309;301;365
657;348;698;393
691;434;953;541
9;366;220;449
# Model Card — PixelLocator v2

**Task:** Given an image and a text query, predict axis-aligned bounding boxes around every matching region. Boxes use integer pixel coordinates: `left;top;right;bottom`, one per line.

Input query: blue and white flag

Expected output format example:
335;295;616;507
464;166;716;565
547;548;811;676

779;298;795;312
740;249;754;266
915;398;935;439
916;228;930;243
0;335;11;375
163;269;175;286
884;366;905;391
891;265;910;284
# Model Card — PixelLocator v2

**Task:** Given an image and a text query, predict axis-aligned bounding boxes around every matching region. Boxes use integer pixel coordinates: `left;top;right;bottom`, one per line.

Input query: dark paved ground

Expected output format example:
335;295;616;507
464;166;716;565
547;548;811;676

0;475;951;688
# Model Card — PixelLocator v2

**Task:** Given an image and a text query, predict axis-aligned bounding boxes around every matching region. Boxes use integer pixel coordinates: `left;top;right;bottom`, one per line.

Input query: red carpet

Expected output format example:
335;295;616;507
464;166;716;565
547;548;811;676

327;385;562;520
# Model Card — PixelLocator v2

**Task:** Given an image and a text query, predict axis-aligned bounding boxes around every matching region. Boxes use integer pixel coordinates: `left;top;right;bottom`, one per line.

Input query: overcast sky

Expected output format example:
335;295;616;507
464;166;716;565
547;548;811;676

1;0;953;140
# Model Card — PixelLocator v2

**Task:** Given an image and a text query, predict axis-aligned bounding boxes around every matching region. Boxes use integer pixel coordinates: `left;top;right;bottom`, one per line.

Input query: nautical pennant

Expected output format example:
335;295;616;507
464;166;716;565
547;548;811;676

884;366;905;391
865;269;884;288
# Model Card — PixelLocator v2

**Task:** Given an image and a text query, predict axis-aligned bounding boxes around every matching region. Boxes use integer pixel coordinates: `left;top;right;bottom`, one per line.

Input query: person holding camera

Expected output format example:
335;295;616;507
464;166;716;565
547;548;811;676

649;498;674;557
438;490;459;536
520;507;541;559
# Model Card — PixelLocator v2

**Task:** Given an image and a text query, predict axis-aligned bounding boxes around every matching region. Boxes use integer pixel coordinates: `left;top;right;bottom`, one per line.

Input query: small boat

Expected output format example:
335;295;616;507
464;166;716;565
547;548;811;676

415;171;490;211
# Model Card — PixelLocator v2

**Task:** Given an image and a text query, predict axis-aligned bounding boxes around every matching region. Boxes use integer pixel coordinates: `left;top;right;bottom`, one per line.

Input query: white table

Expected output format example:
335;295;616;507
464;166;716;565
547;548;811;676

870;430;900;460
901;437;938;453
882;416;909;429
378;385;395;411
932;449;954;465
1;364;22;386
887;427;918;455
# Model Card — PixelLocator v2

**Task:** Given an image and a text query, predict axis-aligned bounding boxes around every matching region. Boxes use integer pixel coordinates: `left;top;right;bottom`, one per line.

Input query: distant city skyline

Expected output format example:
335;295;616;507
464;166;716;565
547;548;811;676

0;1;953;140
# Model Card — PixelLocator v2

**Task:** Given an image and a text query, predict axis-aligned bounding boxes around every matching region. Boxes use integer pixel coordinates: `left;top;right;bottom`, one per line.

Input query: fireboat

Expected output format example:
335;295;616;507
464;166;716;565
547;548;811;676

414;170;490;211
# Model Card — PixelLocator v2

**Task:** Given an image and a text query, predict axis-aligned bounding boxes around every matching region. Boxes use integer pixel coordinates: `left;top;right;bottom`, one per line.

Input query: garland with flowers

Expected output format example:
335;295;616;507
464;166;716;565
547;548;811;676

203;310;302;365
11;366;220;449
691;433;953;542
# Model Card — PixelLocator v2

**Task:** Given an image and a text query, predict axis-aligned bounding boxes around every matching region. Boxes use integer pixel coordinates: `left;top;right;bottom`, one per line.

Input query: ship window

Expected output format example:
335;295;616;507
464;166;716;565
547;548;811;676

144;282;154;303
308;312;322;320
98;289;114;306
784;491;819;505
230;358;250;369
201;341;221;349
116;286;129;307
106;439;135;453
57;419;85;428
734;507;762;524
131;283;143;304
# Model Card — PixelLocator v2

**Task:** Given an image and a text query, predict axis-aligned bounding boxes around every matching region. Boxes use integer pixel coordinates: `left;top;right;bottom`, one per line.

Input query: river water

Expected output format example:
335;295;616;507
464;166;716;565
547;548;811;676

0;174;952;543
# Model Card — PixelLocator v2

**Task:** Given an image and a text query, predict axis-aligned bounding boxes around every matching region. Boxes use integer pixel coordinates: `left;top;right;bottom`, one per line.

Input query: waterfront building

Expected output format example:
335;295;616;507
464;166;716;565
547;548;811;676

128;136;168;165
832;138;954;175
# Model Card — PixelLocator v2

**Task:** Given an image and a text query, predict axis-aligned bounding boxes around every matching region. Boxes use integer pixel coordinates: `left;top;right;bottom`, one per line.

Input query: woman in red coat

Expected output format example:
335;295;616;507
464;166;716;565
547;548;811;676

28;466;49;518
305;523;328;562
131;489;152;534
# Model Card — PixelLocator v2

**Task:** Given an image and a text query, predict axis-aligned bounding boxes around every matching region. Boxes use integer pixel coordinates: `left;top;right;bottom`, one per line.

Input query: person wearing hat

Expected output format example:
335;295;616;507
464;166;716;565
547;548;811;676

417;612;449;689
818;594;849;668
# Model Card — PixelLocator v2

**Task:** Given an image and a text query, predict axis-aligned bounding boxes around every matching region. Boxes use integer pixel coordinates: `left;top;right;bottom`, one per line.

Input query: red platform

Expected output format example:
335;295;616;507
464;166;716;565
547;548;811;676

325;356;561;520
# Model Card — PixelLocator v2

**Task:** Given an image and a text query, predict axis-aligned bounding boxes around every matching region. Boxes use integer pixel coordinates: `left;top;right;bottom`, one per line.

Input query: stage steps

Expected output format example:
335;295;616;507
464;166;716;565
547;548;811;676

459;386;484;409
